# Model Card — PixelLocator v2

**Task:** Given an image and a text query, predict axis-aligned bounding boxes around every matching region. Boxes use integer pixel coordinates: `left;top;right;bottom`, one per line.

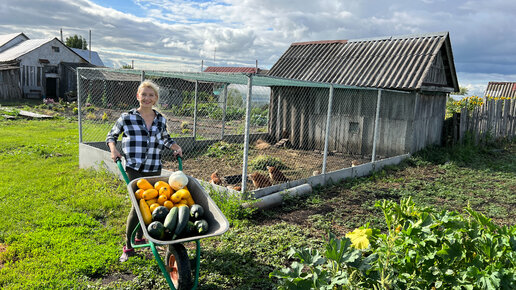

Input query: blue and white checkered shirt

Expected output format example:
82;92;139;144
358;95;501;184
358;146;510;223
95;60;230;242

106;109;176;172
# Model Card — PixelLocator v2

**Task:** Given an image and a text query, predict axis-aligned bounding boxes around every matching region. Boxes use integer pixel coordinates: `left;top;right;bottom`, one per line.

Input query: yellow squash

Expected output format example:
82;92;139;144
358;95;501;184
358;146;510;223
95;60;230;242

142;189;158;200
137;178;153;190
139;198;152;225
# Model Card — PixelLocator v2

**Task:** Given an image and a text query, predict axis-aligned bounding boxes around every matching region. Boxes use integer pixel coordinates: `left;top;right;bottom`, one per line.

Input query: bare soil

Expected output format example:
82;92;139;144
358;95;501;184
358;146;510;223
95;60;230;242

162;142;373;191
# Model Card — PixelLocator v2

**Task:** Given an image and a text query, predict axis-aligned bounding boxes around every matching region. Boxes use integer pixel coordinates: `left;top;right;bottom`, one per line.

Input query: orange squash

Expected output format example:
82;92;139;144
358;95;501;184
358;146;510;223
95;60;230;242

142;189;158;200
159;186;173;199
137;178;153;190
157;194;168;205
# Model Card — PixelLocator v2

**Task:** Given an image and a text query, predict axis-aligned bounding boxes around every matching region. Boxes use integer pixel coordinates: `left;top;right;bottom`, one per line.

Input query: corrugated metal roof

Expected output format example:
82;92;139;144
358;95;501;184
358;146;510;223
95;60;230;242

268;32;458;91
71;48;105;67
0;33;26;48
204;66;258;73
484;82;516;98
0;38;53;62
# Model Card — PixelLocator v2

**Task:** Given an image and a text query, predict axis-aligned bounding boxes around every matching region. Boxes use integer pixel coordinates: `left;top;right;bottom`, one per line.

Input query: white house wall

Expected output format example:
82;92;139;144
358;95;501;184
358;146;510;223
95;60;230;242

18;39;85;98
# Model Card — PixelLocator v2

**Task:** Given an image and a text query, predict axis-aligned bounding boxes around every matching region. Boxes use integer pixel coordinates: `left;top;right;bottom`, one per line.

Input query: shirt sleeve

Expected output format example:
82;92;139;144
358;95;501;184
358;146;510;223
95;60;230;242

106;115;124;146
161;118;176;149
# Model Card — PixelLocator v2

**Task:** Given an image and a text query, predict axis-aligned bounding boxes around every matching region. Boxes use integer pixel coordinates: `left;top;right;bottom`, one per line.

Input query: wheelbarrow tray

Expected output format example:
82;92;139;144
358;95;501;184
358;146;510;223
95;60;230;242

127;175;230;245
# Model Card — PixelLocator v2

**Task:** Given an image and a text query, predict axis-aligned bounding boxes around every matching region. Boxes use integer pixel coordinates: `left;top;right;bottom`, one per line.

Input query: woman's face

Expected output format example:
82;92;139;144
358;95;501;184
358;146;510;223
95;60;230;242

137;87;157;108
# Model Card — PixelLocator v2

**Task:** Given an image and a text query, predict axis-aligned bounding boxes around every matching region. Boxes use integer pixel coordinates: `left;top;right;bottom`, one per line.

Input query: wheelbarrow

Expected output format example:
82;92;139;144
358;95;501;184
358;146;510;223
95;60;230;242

116;157;230;290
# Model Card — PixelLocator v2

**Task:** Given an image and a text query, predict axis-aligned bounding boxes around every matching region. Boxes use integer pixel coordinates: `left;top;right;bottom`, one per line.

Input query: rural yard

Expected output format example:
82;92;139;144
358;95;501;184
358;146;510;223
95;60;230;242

1;105;515;288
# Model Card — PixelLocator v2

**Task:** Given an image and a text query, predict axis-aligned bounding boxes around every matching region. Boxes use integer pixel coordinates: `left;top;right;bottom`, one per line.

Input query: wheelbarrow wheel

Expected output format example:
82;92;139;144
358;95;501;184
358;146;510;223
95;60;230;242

165;244;192;290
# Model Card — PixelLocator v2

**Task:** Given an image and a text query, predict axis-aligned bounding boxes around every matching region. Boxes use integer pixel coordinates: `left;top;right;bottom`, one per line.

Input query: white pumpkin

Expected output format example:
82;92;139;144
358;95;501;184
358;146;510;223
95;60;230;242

168;171;188;191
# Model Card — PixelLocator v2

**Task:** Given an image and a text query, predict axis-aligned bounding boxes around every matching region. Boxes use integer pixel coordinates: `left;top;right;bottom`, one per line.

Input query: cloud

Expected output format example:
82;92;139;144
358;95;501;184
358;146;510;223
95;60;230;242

0;0;514;92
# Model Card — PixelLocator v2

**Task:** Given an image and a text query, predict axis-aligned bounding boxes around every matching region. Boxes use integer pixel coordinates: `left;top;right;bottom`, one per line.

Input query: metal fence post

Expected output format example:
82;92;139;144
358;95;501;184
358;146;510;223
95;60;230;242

322;84;334;174
193;80;199;139
372;89;382;162
141;70;145;82
241;74;253;192
77;68;82;143
221;83;228;139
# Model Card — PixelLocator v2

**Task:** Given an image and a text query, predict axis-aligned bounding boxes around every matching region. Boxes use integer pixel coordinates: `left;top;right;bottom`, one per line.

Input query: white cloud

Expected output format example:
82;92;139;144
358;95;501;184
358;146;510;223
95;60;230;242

0;0;514;86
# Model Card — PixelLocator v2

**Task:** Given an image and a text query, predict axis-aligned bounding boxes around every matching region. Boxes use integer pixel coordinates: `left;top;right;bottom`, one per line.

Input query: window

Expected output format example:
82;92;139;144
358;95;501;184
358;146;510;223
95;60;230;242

52;46;60;52
349;122;359;134
37;67;41;86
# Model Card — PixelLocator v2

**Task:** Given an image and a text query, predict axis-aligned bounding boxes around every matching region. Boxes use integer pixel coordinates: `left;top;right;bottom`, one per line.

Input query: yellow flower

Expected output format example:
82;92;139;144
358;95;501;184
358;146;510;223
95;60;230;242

345;228;372;249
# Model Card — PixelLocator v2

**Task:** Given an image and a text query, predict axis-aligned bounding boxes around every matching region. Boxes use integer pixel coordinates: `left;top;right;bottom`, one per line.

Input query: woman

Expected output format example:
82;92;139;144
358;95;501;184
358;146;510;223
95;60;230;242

106;80;182;262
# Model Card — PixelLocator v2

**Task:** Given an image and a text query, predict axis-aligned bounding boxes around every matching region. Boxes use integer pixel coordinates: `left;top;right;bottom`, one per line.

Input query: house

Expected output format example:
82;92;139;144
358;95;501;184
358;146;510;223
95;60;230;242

267;31;459;156
0;32;103;100
484;82;516;98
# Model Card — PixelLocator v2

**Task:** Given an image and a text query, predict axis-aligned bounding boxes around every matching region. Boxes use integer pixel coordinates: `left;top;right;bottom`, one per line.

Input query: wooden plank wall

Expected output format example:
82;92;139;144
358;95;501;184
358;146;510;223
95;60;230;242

0;69;23;100
457;99;516;143
269;87;433;157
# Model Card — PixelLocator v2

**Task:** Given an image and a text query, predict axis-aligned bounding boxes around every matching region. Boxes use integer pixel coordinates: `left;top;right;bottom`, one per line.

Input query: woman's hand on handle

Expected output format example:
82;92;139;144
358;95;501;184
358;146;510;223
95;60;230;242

108;142;123;162
171;144;183;157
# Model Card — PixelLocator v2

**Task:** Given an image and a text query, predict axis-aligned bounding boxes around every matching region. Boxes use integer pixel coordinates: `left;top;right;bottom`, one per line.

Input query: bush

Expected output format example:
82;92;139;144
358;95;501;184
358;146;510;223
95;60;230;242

249;155;286;171
205;141;243;160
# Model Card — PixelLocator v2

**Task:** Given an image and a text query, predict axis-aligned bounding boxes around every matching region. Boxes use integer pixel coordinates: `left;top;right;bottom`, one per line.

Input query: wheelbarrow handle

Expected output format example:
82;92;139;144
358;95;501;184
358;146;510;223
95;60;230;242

176;155;183;171
115;157;130;185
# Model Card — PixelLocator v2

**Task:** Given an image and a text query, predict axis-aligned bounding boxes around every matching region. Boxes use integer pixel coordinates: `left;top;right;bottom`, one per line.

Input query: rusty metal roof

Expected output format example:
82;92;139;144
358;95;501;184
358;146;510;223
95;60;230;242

268;32;459;92
204;66;258;73
484;82;516;98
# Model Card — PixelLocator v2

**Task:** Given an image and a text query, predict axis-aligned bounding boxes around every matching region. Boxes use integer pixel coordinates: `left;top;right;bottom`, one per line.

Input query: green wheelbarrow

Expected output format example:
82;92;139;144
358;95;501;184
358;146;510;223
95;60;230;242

116;157;230;290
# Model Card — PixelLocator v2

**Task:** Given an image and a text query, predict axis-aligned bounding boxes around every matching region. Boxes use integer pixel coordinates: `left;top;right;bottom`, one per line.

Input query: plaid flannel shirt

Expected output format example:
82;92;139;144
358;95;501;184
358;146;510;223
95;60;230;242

106;109;176;172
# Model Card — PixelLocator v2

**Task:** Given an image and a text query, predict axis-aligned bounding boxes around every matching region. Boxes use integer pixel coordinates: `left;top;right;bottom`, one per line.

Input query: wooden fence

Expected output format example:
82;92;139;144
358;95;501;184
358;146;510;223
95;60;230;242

450;99;516;144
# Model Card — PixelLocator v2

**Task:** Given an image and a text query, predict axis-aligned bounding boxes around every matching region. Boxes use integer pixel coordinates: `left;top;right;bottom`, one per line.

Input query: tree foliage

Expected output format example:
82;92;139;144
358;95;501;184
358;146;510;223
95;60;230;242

65;35;88;49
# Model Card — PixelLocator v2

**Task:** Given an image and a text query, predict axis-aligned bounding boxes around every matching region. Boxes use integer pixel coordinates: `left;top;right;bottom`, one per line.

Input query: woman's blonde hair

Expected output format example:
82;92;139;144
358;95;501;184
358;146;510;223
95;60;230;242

137;80;159;98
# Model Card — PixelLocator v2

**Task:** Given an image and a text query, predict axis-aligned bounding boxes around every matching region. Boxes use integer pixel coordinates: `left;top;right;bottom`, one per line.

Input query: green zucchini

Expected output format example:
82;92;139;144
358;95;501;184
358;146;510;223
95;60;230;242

173;205;190;239
194;219;209;234
190;204;205;220
163;206;179;236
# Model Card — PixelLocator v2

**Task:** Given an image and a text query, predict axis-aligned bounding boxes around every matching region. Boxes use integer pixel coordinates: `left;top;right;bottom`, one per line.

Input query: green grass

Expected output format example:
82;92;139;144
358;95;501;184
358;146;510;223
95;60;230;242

0;115;515;289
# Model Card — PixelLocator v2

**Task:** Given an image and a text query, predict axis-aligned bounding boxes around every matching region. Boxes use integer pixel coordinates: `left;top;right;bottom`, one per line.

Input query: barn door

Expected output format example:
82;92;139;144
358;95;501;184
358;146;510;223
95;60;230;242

344;116;363;154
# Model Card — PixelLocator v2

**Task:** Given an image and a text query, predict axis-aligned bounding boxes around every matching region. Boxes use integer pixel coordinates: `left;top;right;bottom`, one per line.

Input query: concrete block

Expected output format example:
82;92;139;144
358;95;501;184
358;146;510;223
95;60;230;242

352;163;373;178
325;167;353;184
243;183;312;210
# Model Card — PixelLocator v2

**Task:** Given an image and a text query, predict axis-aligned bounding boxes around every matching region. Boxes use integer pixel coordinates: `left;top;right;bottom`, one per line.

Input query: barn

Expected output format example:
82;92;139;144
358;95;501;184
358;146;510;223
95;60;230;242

0;32;102;101
267;31;459;157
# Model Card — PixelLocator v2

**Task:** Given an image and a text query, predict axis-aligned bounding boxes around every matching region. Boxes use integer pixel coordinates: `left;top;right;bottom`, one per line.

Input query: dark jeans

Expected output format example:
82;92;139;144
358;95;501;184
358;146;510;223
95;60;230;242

125;167;161;249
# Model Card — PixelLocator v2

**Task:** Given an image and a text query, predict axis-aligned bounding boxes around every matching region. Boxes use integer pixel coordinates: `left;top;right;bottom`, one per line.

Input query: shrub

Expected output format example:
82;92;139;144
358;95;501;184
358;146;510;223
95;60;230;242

85;112;96;120
205;141;243;160
249;155;286;171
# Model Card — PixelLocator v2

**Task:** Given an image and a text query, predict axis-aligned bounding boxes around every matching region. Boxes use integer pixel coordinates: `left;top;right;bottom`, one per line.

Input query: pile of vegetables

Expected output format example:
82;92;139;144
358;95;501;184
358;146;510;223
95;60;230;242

134;171;210;241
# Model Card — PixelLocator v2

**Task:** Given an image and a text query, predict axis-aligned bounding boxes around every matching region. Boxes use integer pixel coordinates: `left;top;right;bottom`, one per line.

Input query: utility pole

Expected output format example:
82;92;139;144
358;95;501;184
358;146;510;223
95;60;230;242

89;30;91;63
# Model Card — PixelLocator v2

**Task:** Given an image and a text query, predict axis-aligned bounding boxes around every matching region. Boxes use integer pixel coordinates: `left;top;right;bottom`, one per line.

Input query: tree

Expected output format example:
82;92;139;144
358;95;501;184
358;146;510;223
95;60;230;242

65;35;88;49
121;64;133;69
454;86;469;95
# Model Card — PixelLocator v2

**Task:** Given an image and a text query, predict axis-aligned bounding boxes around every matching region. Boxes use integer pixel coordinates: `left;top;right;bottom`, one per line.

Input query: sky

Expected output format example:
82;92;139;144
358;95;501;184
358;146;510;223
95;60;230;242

1;0;515;96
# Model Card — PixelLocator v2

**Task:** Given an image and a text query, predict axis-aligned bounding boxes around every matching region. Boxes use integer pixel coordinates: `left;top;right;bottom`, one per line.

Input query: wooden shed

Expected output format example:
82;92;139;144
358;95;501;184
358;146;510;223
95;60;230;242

267;31;459;157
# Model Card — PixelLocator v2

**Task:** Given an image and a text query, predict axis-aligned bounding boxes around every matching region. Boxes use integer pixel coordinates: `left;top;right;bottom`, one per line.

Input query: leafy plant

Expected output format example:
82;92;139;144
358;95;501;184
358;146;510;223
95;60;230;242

249;155;286;171
271;197;516;289
205;141;244;159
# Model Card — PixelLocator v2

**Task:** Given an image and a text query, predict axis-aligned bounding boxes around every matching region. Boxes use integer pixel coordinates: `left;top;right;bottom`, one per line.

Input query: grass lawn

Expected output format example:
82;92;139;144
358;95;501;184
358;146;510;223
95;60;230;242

0;115;515;289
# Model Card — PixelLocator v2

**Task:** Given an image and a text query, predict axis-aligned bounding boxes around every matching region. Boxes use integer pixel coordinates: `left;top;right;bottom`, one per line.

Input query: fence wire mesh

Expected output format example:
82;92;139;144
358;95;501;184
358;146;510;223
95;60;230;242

78;68;395;192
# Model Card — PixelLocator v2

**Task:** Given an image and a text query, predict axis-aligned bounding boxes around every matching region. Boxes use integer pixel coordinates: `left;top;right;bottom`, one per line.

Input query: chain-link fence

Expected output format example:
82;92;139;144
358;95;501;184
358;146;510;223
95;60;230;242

78;68;410;192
